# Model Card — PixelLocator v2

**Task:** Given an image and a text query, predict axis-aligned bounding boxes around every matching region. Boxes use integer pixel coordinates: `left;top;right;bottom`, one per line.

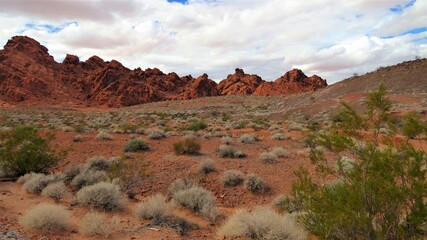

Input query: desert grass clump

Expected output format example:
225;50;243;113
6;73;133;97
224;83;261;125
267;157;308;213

288;121;303;131
271;132;286;140
245;174;269;193
220;136;233;145
17;172;43;184
77;182;125;211
168;178;196;195
41;181;70;202
217;206;307;240
96;131;113;140
85;156;111;171
19;203;70;233
64;164;81;181
173;186;217;220
271;146;289;158
123;138;150;152
221;170;244;187
71;170;108;189
239;133;258;143
218;145;246;158
148;129;166;140
186;120;208;132
135;194;173;225
80;212;120;237
259;152;278;164
198;159;216;174
173;139;201;155
73;135;83;142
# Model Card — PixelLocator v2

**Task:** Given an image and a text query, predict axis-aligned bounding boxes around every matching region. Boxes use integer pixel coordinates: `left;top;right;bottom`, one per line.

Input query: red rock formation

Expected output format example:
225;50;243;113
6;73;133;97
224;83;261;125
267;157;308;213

0;36;327;107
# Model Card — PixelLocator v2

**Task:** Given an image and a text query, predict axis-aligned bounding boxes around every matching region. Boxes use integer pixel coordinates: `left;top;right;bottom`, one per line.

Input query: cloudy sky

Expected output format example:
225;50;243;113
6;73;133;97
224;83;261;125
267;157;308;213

0;0;426;83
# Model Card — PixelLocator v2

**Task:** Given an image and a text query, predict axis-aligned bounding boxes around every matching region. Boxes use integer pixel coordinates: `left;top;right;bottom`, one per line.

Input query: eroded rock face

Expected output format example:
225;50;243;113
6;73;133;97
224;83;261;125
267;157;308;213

0;36;327;107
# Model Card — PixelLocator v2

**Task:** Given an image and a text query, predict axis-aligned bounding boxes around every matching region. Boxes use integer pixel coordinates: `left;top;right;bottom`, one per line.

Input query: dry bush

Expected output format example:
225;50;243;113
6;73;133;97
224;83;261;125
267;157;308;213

76;182;125;211
172;186;216;213
80;212;120;237
64;164;81;182
239;133;258;143
41;181;70;201
148;129;166;139
17;172;43;184
135;194;173;225
19;203;70;233
96;131;113;140
198;159;216;174
200;204;220;224
85;156;111;171
71;169;108;189
259;152;278;164
218;145;246;158
123;138;150;152
220;136;233;145
271;133;286;140
173;139;201;155
268;124;281;131
245;174;269;193
288;121;303;131
217;206;307;240
22;173;61;194
271;147;289;158
221;170;244;187
73;135;83;142
168;178;196;195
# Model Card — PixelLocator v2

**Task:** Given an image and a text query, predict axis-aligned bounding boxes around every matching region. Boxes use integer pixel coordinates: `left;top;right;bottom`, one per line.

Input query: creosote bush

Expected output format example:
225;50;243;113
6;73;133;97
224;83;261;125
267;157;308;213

19;203;70;232
218;145;246;158
80;212;120;237
0;126;61;177
245;174;269;193
77;182;125;211
173;139;201;155
218;206;307;240
289;84;427;239
221;170;244;187
123;138;150;152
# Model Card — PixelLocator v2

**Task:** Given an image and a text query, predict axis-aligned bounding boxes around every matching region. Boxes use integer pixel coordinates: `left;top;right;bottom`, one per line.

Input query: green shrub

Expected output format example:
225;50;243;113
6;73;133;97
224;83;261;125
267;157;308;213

80;212;120;237
221;170;244;186
187;120;208;132
76;182;125;211
218;145;246;158
218;206;307;239
173;139;201;155
19;203;70;232
245;174;269;193
289;84;427;239
123;138;150;152
0;126;61;176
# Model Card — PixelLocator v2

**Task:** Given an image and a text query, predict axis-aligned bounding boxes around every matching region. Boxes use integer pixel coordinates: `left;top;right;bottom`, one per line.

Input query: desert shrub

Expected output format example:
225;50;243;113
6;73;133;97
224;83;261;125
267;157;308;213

220;136;233;145
187;120;208;132
106;156;145;199
80;212;120;237
259;152;278;164
218;145;246;158
288;121;303;131
201;204;220;224
41;181;70;201
271;146;288;158
96;131;113;140
290;84;427;239
402;111;427;139
73;135;83;142
17;172;42;184
198;159;216;174
335;156;355;174
173;139;201;155
148;129;165;139
64;164;81;181
71;170;108;189
221;170;244;186
274;195;302;213
271;132;286;140
22;173;61;194
239;133;258;143
123;138;150;152
173;186;216;213
0;126;61;177
168;178;196;195
268;124;281;131
245;174;269;193
218;206;307;240
19;203;70;232
135;194;173;225
77;182;125;211
85;156;111;171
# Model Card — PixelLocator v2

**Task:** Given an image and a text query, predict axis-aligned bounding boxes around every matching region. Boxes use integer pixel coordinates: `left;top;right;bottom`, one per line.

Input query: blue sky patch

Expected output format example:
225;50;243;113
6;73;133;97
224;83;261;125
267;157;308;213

167;0;188;4
381;26;427;39
390;0;416;13
23;22;78;34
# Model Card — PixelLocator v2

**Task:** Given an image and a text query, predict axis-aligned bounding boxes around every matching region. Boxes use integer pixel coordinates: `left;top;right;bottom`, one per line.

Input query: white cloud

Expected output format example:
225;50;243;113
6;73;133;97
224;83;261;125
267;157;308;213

0;0;425;83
